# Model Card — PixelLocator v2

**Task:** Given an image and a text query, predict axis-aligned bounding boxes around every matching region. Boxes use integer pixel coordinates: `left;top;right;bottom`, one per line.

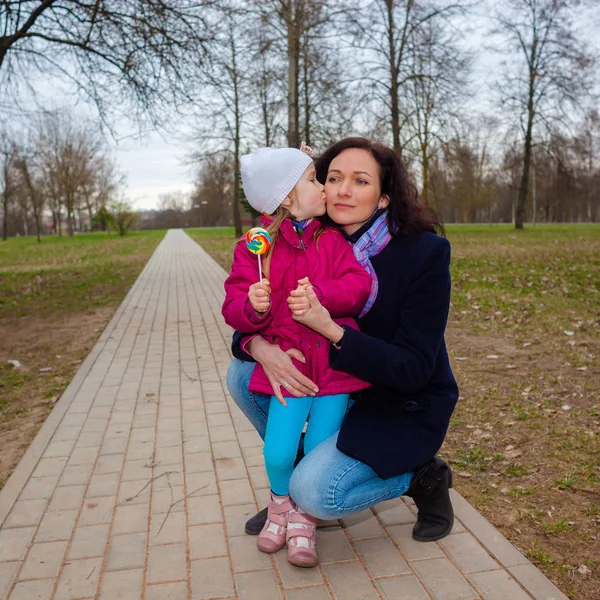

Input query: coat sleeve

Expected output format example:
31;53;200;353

311;231;372;318
222;241;274;332
329;237;451;394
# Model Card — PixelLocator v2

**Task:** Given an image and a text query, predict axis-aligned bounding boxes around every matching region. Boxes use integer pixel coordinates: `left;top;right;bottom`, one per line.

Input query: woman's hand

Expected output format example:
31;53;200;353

289;285;345;343
247;335;319;406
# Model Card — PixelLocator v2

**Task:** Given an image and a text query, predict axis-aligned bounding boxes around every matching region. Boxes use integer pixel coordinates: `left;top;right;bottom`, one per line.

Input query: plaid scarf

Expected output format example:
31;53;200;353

352;211;392;318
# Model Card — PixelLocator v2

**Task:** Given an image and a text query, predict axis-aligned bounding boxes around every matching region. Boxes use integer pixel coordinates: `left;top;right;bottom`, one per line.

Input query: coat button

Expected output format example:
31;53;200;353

315;342;321;347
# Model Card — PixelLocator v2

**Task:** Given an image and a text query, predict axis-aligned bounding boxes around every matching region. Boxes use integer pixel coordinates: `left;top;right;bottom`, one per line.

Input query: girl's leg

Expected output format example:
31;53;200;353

289;432;413;521
303;394;348;455
263;395;312;495
258;396;312;554
225;359;269;439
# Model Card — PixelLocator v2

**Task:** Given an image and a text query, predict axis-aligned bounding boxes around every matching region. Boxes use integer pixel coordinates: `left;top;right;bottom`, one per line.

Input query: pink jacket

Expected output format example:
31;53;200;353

222;216;372;397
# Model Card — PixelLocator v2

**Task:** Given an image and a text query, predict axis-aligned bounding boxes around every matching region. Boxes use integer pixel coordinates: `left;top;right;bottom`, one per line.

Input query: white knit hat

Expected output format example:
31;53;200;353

240;147;313;215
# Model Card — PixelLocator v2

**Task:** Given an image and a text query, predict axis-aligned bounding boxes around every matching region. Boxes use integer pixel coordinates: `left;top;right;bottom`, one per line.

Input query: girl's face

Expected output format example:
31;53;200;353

282;163;326;220
325;148;389;235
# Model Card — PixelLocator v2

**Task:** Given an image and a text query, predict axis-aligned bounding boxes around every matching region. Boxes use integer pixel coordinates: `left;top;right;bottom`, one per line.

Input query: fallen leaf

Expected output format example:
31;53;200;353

562;405;571;411
7;359;21;368
578;565;591;576
564;330;575;336
486;354;499;359
576;366;588;371
456;471;472;478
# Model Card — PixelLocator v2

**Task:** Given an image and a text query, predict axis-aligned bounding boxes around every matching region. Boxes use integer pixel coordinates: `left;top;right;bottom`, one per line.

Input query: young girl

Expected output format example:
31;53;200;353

221;145;371;567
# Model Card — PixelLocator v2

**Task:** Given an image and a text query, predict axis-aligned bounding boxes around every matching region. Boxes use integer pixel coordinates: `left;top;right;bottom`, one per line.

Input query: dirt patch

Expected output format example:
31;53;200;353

444;326;599;599
0;307;115;488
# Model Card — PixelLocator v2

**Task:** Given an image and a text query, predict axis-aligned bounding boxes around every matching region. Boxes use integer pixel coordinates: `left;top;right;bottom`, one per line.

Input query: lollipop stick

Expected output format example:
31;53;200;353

258;255;263;282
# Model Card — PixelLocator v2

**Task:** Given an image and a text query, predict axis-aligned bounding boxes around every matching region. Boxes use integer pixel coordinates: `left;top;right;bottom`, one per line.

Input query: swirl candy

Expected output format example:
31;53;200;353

245;227;271;281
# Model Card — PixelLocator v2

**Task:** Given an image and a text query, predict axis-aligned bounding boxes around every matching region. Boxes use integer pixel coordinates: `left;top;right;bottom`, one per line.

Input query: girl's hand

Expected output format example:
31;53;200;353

248;279;271;314
287;277;311;316
248;335;319;406
291;286;344;342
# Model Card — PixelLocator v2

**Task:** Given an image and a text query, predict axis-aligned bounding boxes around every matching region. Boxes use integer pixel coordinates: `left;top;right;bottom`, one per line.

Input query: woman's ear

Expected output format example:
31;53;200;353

378;195;390;209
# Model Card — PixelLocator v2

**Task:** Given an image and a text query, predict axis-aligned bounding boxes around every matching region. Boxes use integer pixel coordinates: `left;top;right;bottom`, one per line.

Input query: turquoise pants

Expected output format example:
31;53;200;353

264;393;349;496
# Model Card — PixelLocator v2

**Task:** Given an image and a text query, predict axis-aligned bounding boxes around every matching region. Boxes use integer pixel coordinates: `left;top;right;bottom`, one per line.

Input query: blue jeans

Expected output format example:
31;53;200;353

226;359;413;520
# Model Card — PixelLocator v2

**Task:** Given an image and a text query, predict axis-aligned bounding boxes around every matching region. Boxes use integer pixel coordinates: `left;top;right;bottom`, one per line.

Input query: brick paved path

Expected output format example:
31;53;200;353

0;230;568;600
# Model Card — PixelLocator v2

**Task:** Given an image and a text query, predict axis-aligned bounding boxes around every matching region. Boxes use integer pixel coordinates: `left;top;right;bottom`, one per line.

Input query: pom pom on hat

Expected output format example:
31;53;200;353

240;147;313;215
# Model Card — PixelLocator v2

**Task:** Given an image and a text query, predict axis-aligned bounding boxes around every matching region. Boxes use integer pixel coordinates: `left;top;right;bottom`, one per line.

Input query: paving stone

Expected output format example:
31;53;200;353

100;437;129;455
191;557;234;599
323;562;380;600
468;569;533;600
190;523;227;560
79;496;115;526
150;511;186;545
207;413;233;428
186;472;218;497
439;533;499;573
341;510;386;540
94;453;125;474
117;480;151;505
32;457;68;478
58;463;94;487
215;457;246;480
87;473;120;497
156;430;184;448
155;445;183;466
44;440;76;458
354;537;411;578
4;499;47;528
145;581;188;600
246;466;269;490
183;435;211;454
68;524;110;559
106;533;147;570
212;441;242;459
373;498;416;526
317;527;356;563
376;575;431;599
450;490;529;568
187;494;223;526
274;550;324;588
236;570;282;600
68;446;100;466
99;568;143;599
223;504;257;536
0;562;19;599
151;486;186;515
387;524;445;561
19;476;59;501
148;543;187;583
509;564;569;600
9;578;55;600
19;540;68;580
219;478;254;506
54;556;103;600
48;485;86;511
36;509;78;542
285;587;332;600
411;557;478;600
121;459;153;482
228;534;271;572
0;527;35;562
112;503;149;535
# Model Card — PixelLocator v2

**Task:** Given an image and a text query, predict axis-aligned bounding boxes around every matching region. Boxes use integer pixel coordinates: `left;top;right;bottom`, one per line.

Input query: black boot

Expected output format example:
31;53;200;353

245;432;306;535
405;456;454;542
244;506;268;535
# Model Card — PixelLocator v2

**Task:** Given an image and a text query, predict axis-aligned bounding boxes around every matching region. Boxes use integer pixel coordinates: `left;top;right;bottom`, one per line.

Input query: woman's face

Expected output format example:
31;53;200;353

324;148;389;235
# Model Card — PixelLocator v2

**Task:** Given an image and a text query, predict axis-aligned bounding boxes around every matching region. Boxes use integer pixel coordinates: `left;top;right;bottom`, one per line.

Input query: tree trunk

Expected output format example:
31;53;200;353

231;36;243;238
386;1;400;152
421;139;429;206
302;35;311;146
2;194;7;241
516;104;534;230
287;2;300;147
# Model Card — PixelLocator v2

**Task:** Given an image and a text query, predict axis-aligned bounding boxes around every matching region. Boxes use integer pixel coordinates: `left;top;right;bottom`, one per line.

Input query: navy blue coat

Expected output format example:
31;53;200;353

233;230;459;479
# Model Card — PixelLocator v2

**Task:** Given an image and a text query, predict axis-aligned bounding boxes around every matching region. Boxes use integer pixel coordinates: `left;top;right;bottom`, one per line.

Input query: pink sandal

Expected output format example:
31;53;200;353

286;508;319;567
257;493;295;553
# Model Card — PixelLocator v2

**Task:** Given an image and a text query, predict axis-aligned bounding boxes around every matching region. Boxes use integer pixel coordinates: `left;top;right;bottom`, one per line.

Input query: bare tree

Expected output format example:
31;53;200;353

406;18;469;205
493;0;595;229
0;1;214;126
0;138;17;241
15;151;45;241
348;0;466;153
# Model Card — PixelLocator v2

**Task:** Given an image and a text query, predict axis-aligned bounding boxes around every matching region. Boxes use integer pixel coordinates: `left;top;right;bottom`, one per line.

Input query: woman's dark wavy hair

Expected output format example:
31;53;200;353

315;137;445;237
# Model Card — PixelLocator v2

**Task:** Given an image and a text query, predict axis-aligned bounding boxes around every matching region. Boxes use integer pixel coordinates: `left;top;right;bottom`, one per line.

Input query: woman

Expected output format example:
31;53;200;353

226;137;459;543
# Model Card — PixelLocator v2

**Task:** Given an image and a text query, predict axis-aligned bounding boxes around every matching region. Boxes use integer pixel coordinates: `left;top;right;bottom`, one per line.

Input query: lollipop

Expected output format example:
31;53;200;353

245;227;272;281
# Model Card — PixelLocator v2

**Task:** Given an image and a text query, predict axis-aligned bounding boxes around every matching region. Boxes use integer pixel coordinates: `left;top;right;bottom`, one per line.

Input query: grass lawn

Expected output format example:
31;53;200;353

0;230;165;490
191;223;600;600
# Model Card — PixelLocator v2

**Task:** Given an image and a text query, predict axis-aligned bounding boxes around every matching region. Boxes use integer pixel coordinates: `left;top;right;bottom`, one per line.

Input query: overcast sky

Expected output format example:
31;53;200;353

6;2;599;211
